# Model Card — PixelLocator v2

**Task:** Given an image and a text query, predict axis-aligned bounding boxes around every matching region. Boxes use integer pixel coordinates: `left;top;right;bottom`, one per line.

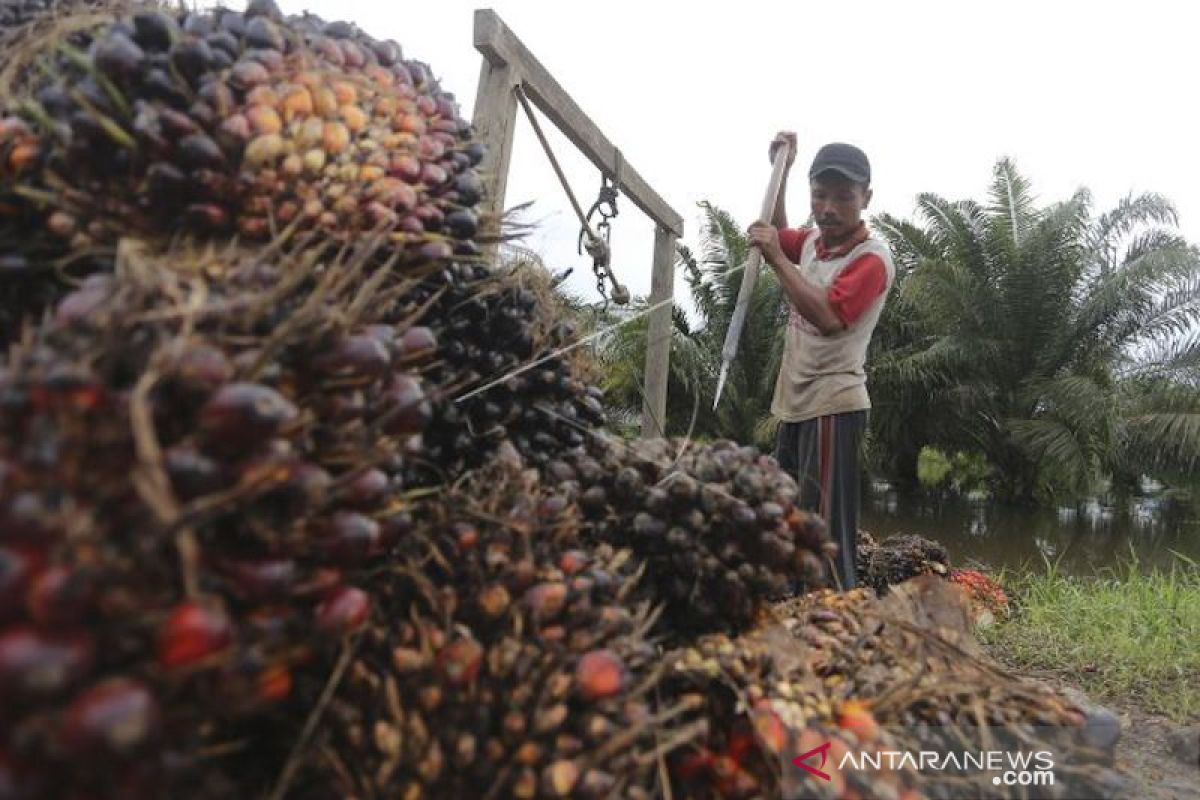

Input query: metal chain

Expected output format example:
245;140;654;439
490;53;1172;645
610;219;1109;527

513;85;629;309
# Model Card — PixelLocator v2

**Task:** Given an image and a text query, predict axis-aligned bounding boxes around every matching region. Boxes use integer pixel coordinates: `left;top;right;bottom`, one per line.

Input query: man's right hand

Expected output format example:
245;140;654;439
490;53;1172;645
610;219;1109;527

769;131;797;169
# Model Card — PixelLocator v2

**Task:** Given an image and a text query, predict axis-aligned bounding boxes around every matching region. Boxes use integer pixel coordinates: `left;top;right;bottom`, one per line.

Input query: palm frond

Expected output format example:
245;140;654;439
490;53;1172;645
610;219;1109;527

988;157;1039;247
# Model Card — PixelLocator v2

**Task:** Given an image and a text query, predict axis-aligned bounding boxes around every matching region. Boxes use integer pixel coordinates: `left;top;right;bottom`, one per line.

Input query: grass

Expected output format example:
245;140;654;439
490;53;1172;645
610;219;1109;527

980;549;1200;723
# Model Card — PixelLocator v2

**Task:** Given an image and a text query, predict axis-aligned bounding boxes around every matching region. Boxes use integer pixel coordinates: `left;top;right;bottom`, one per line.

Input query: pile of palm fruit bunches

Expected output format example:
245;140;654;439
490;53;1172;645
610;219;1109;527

0;2;1126;798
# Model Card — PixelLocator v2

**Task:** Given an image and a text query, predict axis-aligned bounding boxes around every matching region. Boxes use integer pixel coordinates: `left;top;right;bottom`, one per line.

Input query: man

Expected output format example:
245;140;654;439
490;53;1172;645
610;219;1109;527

747;133;894;590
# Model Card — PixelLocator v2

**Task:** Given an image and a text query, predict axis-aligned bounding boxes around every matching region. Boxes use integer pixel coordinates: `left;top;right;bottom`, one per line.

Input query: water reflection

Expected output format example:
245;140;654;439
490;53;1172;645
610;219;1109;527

862;488;1200;576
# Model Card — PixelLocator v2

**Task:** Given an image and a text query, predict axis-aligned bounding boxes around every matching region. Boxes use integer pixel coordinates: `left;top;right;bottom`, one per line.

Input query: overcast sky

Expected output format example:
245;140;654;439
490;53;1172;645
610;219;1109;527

276;0;1199;307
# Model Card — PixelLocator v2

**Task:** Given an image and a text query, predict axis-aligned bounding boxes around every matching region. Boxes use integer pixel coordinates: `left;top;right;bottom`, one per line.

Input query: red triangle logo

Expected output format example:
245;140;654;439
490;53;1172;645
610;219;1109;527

792;740;832;781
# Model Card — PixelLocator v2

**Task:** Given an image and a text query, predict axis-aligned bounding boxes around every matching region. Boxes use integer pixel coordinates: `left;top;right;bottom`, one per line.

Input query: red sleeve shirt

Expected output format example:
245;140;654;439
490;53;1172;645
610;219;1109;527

778;227;811;263
776;226;888;328
828;254;888;326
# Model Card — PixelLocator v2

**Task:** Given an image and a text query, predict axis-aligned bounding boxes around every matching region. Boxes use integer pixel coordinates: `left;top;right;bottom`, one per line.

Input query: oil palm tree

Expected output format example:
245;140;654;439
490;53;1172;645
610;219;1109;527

872;159;1200;502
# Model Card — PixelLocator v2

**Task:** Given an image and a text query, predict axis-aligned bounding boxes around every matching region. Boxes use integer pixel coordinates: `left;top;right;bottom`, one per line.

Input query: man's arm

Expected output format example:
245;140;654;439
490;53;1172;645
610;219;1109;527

747;221;845;335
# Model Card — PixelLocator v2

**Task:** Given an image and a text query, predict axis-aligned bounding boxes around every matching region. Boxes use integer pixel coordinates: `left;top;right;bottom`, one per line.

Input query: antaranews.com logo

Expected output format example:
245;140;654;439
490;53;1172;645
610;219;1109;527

792;740;1056;788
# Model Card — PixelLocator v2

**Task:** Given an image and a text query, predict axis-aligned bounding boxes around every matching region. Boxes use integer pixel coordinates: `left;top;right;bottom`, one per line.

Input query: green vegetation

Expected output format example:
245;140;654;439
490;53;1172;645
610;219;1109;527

982;555;1200;722
598;160;1200;505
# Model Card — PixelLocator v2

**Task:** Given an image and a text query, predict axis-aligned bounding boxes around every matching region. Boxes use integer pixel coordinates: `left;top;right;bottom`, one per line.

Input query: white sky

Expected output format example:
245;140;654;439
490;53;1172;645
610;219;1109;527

276;0;1199;307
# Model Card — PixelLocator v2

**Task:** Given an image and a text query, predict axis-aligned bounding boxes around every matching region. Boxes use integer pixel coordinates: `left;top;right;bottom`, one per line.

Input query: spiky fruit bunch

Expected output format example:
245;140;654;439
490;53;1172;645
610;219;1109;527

296;467;690;800
662;626;924;800
558;437;836;636
773;581;1131;800
861;533;950;593
948;568;1009;622
0;0;483;339
0;230;453;798
397;269;607;484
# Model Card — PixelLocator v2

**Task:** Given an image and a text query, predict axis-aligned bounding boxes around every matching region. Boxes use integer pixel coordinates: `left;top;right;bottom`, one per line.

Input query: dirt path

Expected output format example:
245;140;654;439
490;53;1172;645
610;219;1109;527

1000;664;1199;800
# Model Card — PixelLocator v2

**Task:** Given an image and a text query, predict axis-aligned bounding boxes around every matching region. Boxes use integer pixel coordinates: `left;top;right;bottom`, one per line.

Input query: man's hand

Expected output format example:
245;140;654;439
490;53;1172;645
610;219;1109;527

748;220;787;267
769;131;797;169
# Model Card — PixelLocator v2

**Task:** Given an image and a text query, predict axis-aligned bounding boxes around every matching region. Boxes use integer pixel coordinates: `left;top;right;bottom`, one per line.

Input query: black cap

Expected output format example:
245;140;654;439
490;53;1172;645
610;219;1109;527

809;142;871;184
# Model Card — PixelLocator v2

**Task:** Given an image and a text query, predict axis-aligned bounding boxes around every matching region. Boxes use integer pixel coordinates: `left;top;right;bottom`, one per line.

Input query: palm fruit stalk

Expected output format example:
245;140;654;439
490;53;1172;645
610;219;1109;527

0;0;485;345
290;463;703;800
558;436;837;637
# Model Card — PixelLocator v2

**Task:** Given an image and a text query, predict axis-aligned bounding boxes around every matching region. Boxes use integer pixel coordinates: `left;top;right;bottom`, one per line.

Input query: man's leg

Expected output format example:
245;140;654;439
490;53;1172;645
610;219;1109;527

775;419;823;513
776;418;826;594
824;411;867;590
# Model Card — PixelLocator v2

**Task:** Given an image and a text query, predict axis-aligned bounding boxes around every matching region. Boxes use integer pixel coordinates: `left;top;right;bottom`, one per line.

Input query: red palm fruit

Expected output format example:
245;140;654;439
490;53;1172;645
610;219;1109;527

164;446;227;500
672;748;714;781
283;461;333;508
454;522;479;552
315;334;391;378
477;584;510;618
525;583;567;621
173;344;234;394
256;663;292;702
396;326;438;363
559;551;589;576
751;702;789;754
157;601;233;669
837;699;879;744
390;153;421;182
379;374;431;435
223;558;296;602
199;382;298;449
342;468;389;509
436;635;483;686
0;626;94;698
27;566;95;627
379;509;413;548
575;650;625;701
61;677;161;759
315;585;369;636
321;511;382;564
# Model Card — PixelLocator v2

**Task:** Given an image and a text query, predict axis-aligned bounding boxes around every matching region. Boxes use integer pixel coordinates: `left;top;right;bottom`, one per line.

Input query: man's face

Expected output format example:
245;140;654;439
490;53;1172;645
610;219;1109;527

809;172;872;242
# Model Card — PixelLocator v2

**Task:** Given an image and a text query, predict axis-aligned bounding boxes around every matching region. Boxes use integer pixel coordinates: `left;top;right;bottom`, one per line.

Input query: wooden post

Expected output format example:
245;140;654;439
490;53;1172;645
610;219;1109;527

470;56;518;248
471;9;684;439
641;224;676;438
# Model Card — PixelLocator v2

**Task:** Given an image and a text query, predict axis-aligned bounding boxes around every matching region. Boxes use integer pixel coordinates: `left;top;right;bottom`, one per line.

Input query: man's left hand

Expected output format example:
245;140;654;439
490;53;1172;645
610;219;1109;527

748;221;786;266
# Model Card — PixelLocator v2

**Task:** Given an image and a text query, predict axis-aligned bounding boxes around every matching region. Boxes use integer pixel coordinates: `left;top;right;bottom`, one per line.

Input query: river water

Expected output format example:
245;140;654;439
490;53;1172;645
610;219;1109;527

861;488;1200;576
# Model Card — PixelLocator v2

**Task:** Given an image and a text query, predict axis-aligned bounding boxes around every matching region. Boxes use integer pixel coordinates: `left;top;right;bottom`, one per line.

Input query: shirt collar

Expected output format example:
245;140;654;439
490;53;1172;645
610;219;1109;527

815;222;869;260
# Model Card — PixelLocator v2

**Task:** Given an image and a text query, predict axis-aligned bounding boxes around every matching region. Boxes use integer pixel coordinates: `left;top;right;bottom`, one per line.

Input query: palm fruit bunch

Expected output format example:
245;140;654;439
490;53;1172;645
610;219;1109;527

557;437;836;637
774;580;1130;800
0;226;457;797
0;0;484;342
292;464;696;800
947;568;1009;625
855;529;878;582
661;627;924;800
397;267;607;484
860;534;949;593
0;0;101;33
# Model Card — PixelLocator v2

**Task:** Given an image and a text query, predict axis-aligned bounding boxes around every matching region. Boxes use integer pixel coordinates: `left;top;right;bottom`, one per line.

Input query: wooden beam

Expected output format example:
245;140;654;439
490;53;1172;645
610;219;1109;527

640;224;676;437
470;56;519;244
473;9;683;236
